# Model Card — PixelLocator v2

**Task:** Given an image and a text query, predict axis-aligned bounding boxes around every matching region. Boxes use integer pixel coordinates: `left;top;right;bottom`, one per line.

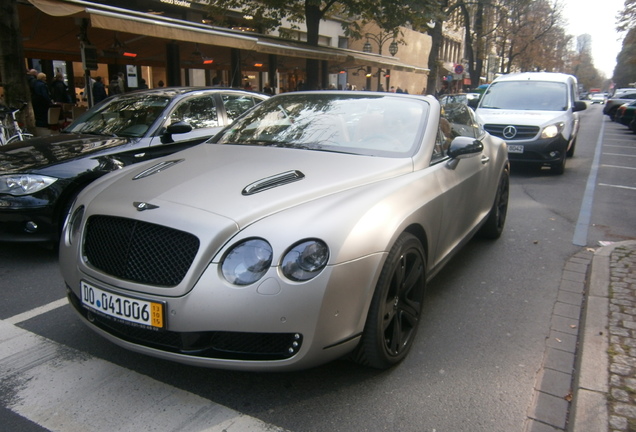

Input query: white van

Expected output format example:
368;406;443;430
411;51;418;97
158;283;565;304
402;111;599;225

475;72;587;174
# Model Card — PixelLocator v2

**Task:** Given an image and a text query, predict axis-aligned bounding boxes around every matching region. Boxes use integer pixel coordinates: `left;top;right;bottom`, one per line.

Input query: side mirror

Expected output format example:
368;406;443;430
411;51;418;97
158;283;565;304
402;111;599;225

161;121;193;144
166;121;193;135
573;101;587;112
447;136;483;159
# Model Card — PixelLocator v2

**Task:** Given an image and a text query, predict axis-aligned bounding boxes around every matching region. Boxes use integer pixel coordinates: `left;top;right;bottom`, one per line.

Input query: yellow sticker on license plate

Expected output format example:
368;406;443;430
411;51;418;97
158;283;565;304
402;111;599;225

80;281;164;328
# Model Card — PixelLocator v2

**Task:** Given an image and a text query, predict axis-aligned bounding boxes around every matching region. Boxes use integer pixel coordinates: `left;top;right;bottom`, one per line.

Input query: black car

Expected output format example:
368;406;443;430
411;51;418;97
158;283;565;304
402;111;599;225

0;87;268;243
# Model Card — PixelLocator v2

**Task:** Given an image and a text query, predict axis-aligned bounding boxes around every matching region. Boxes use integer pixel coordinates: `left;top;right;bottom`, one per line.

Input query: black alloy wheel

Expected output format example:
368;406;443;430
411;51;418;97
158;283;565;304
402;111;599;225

353;232;426;369
478;168;510;239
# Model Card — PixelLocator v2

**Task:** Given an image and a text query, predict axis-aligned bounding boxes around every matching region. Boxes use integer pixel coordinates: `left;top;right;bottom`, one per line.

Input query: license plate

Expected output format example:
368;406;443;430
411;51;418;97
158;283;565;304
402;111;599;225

508;145;524;154
80;281;164;329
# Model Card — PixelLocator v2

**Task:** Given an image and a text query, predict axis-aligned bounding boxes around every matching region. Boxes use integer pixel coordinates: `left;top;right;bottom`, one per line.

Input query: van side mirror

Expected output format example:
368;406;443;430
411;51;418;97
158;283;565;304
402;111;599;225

573;101;587;112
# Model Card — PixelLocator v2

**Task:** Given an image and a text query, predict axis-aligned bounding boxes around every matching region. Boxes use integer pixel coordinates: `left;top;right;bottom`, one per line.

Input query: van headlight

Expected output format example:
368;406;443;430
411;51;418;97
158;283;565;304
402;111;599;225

541;122;564;139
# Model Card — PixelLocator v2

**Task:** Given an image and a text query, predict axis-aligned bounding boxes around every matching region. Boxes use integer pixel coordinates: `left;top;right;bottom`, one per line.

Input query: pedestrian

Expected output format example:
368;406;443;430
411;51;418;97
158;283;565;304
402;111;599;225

27;69;38;91
31;73;54;128
138;78;148;89
51;73;71;104
263;82;274;95
92;76;108;103
157;80;164;88
108;75;122;96
117;72;126;93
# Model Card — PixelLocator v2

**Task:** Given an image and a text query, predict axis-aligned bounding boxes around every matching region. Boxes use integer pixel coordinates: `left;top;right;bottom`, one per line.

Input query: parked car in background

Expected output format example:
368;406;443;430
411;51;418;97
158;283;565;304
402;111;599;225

615;101;636;128
476;72;586;174
0;87;269;243
603;91;636;120
590;93;607;104
59;92;509;371
439;93;469;106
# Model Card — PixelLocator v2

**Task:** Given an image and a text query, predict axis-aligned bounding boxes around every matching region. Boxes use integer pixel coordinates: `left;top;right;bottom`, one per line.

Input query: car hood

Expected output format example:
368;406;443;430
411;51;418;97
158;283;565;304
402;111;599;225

0;133;133;173
475;108;569;126
91;143;412;228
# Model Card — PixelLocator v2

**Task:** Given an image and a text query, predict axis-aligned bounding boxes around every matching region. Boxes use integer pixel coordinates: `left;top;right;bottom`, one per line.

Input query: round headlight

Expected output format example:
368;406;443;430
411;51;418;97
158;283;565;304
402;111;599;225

281;239;329;282
221;238;273;285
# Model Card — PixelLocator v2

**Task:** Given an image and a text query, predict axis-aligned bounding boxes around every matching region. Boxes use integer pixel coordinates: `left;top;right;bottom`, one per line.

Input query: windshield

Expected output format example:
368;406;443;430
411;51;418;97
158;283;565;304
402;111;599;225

480;81;568;111
214;93;427;157
65;95;171;137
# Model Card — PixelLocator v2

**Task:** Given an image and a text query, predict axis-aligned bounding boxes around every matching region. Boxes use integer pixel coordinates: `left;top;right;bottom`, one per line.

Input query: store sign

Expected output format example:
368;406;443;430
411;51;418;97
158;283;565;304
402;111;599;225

156;0;210;8
160;0;192;7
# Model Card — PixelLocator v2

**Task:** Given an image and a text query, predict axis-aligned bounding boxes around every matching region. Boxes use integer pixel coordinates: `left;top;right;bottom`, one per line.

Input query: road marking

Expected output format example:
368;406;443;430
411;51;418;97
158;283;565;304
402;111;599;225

6;298;67;325
601;164;636;170
603;152;636;157
599;183;636;191
573;119;605;246
1;308;287;432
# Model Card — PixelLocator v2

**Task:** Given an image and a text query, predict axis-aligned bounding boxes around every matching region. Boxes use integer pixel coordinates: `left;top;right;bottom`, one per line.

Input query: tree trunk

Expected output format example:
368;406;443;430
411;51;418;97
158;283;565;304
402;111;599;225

0;0;35;130
304;2;322;89
426;19;444;95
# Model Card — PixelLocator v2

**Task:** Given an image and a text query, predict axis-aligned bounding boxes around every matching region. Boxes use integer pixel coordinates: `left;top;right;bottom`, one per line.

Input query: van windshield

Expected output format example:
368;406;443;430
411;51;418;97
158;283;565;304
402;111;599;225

480;81;568;111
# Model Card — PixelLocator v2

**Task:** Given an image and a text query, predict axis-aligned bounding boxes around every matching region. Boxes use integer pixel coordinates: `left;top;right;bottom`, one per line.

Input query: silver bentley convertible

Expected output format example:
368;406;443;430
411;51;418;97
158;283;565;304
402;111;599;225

59;91;510;371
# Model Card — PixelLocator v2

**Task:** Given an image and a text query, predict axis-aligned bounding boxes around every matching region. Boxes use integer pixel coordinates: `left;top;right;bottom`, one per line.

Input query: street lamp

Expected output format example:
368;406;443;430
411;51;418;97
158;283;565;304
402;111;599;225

363;31;399;91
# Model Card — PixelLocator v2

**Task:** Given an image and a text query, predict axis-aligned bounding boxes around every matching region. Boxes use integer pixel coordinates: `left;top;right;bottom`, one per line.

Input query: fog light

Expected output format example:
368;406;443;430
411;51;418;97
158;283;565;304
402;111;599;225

25;221;38;232
549;151;560;158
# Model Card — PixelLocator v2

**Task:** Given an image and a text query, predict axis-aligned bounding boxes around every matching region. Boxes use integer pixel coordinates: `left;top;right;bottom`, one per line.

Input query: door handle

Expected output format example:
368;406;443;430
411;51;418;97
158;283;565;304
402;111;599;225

481;155;490;164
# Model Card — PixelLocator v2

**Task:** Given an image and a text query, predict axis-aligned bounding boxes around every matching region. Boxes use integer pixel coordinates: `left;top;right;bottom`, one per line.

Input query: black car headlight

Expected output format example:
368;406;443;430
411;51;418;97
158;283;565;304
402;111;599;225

281;239;329;282
0;174;57;196
221;238;273;285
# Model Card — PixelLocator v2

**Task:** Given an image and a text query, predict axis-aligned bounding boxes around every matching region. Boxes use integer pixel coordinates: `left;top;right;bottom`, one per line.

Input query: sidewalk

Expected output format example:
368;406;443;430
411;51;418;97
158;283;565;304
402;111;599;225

569;240;636;432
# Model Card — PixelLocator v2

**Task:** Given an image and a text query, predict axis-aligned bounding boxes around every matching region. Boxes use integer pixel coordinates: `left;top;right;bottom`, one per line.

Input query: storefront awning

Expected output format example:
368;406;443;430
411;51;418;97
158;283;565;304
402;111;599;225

26;0;429;74
28;0;258;51
338;50;429;74
255;39;348;62
88;10;258;51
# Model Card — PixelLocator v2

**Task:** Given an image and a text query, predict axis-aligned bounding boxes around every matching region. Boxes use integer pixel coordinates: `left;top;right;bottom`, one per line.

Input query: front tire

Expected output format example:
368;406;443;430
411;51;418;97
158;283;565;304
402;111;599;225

353;233;426;369
478;168;509;239
551;154;566;175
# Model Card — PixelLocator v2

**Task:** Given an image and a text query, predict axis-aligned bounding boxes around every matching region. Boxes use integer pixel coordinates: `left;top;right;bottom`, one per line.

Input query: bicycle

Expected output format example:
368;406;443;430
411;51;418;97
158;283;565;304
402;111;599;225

0;101;34;145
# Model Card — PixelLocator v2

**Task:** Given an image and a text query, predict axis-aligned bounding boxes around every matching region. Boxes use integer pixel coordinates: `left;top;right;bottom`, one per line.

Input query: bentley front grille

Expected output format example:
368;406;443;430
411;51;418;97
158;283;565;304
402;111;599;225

84;215;200;287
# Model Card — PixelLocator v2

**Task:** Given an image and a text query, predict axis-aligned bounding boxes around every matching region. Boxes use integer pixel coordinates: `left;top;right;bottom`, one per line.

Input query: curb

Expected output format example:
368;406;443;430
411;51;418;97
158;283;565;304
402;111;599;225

569;240;636;432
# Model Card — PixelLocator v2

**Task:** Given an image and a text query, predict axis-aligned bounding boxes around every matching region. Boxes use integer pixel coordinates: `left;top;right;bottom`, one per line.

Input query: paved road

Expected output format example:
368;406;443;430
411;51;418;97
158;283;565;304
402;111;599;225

1;103;633;432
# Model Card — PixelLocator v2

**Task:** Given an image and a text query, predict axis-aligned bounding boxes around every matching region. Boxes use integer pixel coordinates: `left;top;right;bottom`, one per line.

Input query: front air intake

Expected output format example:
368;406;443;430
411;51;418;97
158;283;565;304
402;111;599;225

242;170;305;195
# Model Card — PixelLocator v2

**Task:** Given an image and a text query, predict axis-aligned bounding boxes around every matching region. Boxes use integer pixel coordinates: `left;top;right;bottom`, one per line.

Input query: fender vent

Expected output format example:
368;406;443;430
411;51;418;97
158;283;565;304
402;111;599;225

242;170;305;195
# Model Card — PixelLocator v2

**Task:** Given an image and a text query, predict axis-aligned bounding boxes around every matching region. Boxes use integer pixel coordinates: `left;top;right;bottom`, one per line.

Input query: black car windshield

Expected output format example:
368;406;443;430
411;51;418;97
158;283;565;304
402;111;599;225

214;93;428;157
480;81;568;111
65;95;171;137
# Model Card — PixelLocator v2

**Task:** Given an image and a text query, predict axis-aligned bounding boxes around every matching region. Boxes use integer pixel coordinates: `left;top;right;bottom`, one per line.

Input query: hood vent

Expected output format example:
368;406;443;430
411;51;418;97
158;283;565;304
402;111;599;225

133;159;184;180
242;170;305;195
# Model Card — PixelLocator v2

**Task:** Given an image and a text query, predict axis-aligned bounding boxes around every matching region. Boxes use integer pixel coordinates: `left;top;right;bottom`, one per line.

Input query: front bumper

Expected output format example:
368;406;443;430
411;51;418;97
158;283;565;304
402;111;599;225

64;252;385;371
506;135;569;165
0;206;57;242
